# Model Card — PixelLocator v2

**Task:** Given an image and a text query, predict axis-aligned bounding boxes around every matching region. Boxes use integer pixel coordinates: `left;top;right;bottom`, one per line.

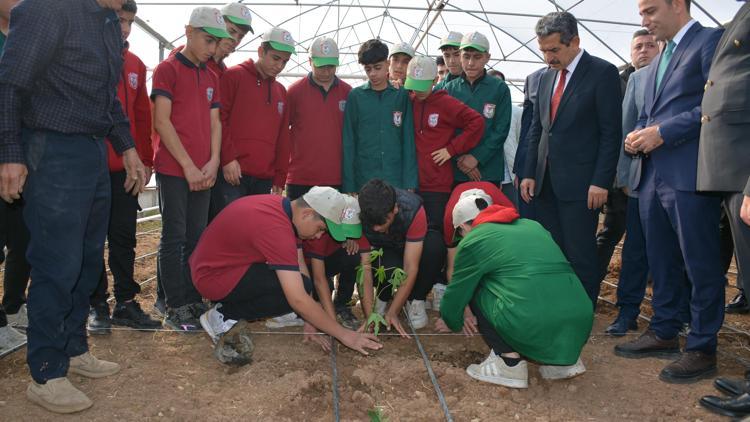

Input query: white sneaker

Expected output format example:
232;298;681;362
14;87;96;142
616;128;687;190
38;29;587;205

539;357;586;380
265;312;304;329
375;299;388;316
432;283;447;312
406;300;428;330
0;325;26;354
7;304;28;329
466;351;529;389
199;304;237;344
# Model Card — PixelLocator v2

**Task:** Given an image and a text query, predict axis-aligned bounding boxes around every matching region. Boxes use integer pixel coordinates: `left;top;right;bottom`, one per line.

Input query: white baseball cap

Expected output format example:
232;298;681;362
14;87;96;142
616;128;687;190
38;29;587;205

262;27;296;54
189;7;233;39
404;55;438;92
309;37;339;67
341;195;362;238
452;189;493;228
390;42;416;58
302;187;348;241
221;3;254;34
439;31;463;49
461;31;490;53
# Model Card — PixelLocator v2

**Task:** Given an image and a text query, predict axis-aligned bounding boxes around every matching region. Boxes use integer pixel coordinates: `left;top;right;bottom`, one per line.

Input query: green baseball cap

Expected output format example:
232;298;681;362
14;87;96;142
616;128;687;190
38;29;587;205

390;42;416;58
439;31;463;49
262;27;296;54
404;55;438;92
189;7;233;39
309;37;339;67
340;195;363;239
460;31;490;53
221;3;254;34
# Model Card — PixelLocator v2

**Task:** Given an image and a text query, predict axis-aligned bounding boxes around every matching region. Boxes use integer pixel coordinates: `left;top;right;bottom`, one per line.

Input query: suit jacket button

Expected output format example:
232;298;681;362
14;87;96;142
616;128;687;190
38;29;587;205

701;115;711;123
735;39;742;48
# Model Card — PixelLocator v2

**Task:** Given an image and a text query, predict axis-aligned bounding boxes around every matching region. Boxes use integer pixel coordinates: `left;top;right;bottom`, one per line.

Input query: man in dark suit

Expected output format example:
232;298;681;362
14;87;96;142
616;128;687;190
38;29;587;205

519;11;622;306
513;66;546;220
614;0;724;384
697;0;750;417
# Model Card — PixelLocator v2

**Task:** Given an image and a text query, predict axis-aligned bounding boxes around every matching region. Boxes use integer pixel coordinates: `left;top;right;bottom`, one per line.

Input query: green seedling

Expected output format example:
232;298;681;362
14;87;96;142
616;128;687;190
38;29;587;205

356;248;408;335
367;406;388;422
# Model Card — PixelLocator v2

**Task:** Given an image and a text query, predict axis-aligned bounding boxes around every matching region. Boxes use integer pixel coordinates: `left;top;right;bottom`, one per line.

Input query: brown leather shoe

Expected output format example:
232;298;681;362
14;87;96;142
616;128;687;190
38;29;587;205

659;350;717;384
613;329;680;359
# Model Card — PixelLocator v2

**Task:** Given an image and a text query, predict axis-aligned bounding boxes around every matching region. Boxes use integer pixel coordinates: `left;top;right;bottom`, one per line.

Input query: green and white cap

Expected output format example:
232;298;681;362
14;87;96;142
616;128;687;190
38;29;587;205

439;31;463;49
390;41;416;58
189;7;233;39
341;195;363;239
302;187;348;241
262;27;296;54
404;55;438;92
221;3;254;34
309;37;339;67
460;31;490;53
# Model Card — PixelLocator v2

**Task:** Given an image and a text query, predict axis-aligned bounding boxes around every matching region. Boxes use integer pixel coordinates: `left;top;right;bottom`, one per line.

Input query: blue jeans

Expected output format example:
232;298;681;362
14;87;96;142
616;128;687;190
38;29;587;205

23;130;110;383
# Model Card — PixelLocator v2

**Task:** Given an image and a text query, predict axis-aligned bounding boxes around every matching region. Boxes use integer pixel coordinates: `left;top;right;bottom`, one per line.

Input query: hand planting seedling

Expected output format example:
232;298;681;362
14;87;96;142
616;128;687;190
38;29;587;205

356;248;407;335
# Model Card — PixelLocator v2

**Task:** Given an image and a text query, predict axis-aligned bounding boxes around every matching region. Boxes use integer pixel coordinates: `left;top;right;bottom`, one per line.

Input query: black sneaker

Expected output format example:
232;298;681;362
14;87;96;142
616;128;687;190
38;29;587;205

336;307;360;330
112;300;162;330
163;305;203;333
153;298;166;317
87;303;112;335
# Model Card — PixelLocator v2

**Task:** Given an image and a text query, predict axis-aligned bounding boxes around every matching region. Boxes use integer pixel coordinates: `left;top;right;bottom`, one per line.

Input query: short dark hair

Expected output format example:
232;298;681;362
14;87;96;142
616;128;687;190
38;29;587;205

358;39;389;65
358;179;396;227
122;0;137;14
436;56;445;66
488;69;505;81
666;0;691;12
229;21;253;36
535;11;579;45
632;28;651;39
439;45;459;52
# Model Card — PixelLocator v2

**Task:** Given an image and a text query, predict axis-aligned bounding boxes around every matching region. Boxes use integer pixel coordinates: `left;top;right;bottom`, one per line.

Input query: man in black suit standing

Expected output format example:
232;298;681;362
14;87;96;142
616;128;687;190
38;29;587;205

520;11;622;306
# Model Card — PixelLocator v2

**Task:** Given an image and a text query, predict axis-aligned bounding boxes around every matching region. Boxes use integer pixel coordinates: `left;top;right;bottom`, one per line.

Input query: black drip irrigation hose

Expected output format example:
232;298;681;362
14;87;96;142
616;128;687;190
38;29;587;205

404;310;454;422
330;336;340;422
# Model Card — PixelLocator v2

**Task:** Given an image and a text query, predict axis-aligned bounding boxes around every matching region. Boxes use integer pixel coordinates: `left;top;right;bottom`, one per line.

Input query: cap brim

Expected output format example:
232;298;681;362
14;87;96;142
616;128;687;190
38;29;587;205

268;40;296;55
201;27;233;39
342;223;362;239
451;227;463;243
439;41;461;49
325;219;347;242
312;56;339;67
225;15;251;27
404;77;434;92
460;43;488;53
390;51;414;58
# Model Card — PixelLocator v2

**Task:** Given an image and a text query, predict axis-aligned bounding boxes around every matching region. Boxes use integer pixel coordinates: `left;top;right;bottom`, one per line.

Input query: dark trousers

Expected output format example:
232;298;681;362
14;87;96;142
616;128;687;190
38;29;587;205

374;230;446;301
596;188;628;281
720;205;737;276
90;171;141;305
725;192;750;293
639;161;725;353
616;196;651;320
535;172;600;306
219;263;313;321
470;300;514;355
287;184;342;201
208;171;272;221
156;173;209;310
417;191;450;235
23;130;110;383
501;183;519;209
320;248;360;309
0;200;31;314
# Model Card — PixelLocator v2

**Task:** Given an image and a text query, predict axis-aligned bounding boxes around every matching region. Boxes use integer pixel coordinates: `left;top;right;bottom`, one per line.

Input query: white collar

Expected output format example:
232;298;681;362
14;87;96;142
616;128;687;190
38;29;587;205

565;49;585;75
671;19;697;47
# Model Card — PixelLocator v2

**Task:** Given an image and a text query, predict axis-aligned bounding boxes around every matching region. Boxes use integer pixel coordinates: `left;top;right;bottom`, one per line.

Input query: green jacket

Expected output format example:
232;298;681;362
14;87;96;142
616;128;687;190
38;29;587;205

433;72;460;91
342;81;418;193
444;71;511;183
441;216;593;365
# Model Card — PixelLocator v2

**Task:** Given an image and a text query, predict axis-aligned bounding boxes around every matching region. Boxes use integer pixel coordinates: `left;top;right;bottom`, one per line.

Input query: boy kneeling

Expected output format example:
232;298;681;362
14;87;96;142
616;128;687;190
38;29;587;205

437;192;593;388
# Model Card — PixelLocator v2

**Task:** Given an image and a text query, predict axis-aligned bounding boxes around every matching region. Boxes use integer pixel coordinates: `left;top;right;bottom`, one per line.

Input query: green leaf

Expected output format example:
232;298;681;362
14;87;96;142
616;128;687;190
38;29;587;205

370;248;383;262
375;266;386;284
389;268;407;288
368;407;387;422
367;313;387;336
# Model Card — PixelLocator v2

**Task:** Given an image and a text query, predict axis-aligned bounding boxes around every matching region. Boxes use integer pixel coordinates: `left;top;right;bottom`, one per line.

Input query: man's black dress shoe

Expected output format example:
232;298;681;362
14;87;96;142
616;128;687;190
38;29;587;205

700;393;750;418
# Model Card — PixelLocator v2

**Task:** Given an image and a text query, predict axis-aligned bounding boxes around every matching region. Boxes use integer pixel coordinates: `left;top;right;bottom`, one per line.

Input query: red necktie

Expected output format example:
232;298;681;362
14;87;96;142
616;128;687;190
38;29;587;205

550;69;568;122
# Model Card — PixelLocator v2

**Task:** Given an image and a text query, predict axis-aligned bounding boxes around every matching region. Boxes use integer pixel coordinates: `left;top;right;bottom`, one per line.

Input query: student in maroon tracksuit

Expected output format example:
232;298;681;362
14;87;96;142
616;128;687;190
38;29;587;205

405;55;485;235
285;37;352;200
87;0;160;334
216;27;295;212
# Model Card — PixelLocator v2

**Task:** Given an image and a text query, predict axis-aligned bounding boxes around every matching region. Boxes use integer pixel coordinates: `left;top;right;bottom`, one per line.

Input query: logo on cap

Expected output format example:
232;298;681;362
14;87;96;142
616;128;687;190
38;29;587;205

341;207;356;221
207;87;214;102
471;32;481;41
321;42;332;55
483;103;496;119
413;66;424;78
128;73;138;90
428;113;439;128
339;100;347;112
241;8;251;18
393;111;403;127
283;31;292;43
277;101;285;115
215;11;225;25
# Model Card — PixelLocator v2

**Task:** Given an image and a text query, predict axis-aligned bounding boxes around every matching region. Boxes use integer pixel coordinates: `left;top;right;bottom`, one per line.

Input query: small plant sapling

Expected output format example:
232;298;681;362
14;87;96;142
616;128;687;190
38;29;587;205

356;248;407;335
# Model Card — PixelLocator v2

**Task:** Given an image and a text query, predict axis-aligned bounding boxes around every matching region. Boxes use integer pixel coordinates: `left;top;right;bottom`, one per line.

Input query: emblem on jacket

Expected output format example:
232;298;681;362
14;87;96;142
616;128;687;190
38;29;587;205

483;103;496;119
428;113;439;128
128;72;138;90
339;100;346;112
393;111;403;127
207;87;214;102
278;101;285;115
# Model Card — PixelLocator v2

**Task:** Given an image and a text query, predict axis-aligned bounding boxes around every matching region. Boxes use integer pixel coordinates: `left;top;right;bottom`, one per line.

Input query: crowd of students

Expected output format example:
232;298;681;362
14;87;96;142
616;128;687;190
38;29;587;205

0;0;748;417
